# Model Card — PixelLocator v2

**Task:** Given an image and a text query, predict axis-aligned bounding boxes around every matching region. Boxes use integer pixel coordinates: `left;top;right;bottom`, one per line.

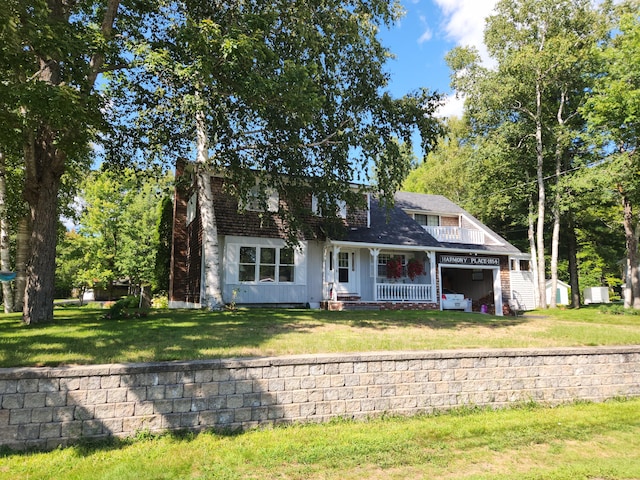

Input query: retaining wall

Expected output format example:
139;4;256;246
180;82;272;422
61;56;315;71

1;346;639;451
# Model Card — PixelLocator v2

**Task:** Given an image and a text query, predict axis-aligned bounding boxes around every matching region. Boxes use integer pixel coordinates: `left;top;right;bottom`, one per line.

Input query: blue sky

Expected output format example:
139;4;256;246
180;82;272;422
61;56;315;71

379;0;499;117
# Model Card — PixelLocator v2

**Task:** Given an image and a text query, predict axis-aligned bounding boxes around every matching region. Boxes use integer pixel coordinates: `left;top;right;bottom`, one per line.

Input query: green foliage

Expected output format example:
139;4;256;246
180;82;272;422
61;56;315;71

108;0;443;233
153;195;173;293
403;117;475;208
56;169;172;296
599;304;640;315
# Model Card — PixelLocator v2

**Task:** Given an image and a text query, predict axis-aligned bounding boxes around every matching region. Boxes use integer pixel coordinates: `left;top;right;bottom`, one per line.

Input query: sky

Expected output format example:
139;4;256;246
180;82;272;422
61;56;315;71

379;0;499;118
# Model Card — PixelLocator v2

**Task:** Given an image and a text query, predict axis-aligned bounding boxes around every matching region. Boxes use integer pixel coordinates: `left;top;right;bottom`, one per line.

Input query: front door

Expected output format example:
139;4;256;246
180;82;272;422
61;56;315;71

336;250;358;295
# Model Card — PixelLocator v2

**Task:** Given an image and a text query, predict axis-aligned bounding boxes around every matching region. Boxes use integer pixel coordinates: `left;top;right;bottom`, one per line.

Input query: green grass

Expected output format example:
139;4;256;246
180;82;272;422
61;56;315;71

2;398;639;479
1;305;639;367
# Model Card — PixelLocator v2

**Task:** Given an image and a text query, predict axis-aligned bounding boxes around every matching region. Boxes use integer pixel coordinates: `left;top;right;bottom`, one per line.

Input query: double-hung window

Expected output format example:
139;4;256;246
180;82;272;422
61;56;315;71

238;246;295;283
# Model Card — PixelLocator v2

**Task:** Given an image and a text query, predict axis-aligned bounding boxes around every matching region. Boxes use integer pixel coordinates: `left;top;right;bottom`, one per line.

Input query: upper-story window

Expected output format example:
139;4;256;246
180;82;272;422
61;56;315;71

312;194;347;219
244;186;279;213
415;214;439;226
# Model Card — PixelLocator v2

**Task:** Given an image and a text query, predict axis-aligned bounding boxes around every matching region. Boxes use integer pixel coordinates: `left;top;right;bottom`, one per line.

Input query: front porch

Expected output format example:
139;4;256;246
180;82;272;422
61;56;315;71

323;245;437;308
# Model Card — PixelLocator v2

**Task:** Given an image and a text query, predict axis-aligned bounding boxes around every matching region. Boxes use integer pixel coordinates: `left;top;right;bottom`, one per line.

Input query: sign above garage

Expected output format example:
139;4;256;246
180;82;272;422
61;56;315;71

439;255;500;266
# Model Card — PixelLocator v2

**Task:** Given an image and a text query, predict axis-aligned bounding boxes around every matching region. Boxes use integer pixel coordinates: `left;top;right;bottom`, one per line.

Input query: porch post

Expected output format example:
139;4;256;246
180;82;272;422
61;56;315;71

332;246;341;301
429;251;436;302
369;248;380;301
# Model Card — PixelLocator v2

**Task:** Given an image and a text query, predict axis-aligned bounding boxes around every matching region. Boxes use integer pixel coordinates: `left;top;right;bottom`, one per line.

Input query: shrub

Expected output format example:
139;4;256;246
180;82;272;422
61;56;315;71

152;295;169;309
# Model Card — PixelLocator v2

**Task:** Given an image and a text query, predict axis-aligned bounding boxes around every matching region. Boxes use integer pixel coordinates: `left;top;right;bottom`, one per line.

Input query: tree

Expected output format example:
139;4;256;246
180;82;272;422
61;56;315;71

447;0;611;308
1;0;156;324
583;1;640;308
111;0;443;309
403;117;475;208
61;169;171;299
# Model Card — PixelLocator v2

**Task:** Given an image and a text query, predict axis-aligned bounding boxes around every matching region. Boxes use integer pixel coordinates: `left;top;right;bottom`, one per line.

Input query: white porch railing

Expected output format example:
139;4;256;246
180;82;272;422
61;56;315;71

423;226;484;244
376;283;433;302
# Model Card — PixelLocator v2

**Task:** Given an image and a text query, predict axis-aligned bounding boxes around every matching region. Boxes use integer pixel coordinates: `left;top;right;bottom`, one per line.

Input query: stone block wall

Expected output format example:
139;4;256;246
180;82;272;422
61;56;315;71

1;346;639;451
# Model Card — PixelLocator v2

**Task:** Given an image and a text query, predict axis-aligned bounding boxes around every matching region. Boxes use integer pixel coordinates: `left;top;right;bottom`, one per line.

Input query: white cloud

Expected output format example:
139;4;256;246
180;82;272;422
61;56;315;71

418;28;433;44
436;93;466;119
433;0;498;64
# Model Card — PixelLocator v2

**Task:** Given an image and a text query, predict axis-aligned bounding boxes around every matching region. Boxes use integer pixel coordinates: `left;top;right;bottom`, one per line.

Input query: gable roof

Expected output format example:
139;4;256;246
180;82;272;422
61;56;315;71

394;191;466;215
394;191;521;254
341;192;522;255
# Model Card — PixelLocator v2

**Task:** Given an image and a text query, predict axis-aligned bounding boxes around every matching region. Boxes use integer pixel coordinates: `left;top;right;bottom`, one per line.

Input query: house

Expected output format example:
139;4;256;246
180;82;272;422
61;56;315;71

545;279;570;306
169;165;536;316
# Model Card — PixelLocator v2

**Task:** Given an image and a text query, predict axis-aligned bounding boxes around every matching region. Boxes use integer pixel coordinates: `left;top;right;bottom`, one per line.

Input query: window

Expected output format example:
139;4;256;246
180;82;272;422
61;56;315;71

377;253;406;278
279;248;295;282
519;260;530;271
244;186;279;213
186;193;197;226
312;194;347;219
238;246;295;283
239;247;257;282
259;248;276;282
415;214;439;226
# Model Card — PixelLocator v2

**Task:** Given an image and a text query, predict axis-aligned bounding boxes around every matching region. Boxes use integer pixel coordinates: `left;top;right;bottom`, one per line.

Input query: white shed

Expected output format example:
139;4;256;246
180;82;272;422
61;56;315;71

545;280;570;306
584;287;610;304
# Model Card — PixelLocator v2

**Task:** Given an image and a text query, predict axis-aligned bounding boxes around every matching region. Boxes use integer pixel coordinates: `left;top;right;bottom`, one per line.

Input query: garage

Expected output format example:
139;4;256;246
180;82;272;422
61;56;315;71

438;254;504;314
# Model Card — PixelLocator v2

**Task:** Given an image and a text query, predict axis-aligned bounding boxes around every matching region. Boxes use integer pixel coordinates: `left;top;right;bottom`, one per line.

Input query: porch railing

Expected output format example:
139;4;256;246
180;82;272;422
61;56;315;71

376;283;433;302
423;226;484;245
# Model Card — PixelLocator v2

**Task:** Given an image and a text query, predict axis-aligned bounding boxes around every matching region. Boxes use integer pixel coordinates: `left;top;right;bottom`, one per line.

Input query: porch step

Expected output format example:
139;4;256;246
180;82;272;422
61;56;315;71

324;300;380;311
336;295;361;302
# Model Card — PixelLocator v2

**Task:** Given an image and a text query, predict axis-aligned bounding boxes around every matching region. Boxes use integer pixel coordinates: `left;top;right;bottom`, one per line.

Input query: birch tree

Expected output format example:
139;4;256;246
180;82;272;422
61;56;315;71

447;0;610;308
583;2;640;308
112;0;443;309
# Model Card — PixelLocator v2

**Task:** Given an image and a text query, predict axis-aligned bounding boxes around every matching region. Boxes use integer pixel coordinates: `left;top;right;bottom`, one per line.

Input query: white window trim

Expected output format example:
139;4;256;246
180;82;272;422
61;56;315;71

186;192;197;226
226;238;307;286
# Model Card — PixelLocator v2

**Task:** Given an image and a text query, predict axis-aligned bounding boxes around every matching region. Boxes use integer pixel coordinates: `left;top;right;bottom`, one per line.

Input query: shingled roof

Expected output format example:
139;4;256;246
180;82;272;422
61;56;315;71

343;192;522;254
344;198;441;247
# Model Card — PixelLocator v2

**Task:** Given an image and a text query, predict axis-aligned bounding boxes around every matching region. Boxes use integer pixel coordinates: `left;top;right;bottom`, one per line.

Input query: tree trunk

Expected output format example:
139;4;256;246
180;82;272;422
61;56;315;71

195;109;223;310
13;217;29;312
528;196;540;308
567;212;580;308
22;129;64;324
549;90;568;309
19;0;121;325
0;151;14;313
535;77;547;308
621;194;640;309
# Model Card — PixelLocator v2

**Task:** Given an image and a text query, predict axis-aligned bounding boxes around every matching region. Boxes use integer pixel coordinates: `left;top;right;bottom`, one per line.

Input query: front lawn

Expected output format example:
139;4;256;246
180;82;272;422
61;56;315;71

2;398;639;479
0;305;639;368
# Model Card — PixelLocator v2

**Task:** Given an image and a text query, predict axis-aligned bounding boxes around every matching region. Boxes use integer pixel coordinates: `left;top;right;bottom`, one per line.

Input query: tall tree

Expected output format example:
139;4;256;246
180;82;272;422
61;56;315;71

1;0;155;324
583;1;640;308
112;0;443;309
447;0;611;308
403;117;475;208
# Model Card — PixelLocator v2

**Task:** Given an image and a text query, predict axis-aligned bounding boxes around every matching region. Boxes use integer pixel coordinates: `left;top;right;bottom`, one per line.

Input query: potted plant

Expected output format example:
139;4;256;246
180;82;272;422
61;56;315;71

386;257;403;280
407;258;424;281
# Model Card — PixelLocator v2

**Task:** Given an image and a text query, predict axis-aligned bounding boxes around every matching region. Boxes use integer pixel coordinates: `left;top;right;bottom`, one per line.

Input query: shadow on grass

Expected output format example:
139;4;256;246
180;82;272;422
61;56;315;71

0;307;529;368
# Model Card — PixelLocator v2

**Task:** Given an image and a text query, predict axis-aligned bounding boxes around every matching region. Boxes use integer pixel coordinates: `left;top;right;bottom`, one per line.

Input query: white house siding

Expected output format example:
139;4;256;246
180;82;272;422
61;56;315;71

306;241;325;307
222;236;308;305
359;248;375;301
510;271;536;310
